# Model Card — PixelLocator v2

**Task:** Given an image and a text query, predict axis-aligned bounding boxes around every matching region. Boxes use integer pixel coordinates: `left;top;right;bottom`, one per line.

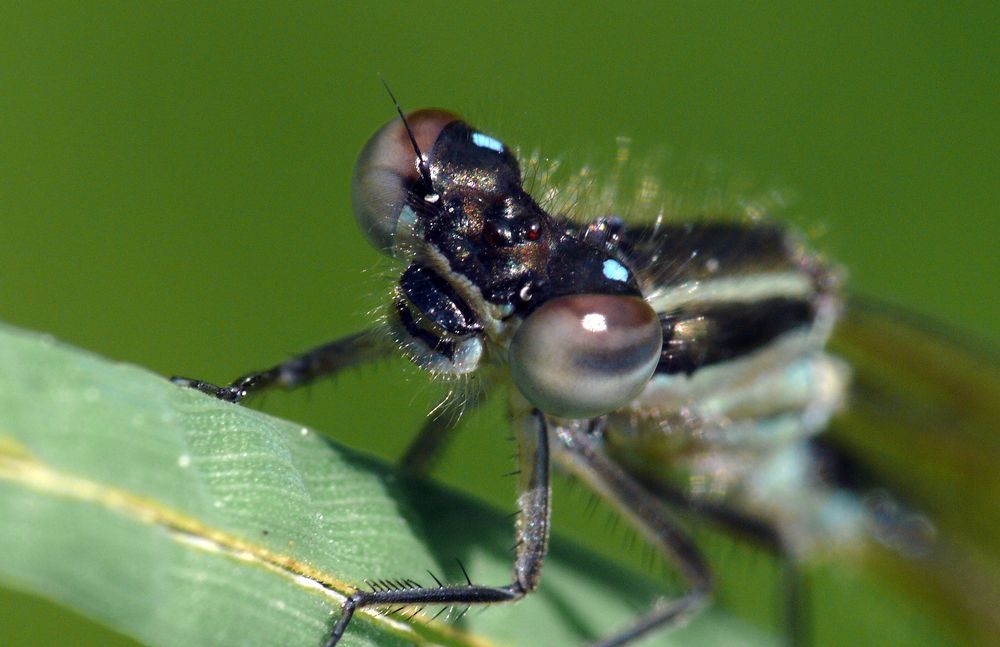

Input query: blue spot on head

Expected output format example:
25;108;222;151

471;132;504;153
602;259;629;282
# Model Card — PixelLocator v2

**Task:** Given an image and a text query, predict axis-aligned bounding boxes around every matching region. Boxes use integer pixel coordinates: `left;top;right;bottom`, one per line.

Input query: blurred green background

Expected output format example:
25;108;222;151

1;2;997;646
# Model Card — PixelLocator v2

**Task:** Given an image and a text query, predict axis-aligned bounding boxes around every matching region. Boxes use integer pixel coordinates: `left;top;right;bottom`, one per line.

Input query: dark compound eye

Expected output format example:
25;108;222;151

508;294;663;419
352;109;459;255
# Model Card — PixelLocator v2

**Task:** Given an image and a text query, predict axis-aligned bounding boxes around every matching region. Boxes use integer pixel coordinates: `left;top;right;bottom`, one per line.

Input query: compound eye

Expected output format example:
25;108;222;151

352;109;459;255
509;295;662;419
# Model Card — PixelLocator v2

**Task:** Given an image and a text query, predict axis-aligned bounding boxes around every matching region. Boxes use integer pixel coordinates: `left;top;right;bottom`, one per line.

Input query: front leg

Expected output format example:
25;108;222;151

324;408;552;646
171;329;391;402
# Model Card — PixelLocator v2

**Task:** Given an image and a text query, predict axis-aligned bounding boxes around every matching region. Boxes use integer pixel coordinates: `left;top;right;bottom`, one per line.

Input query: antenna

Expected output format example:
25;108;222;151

380;78;433;187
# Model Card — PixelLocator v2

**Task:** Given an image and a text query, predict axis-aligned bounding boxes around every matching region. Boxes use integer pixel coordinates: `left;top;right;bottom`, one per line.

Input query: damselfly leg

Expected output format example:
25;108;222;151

322;406;552;646
552;419;713;646
171;330;388;402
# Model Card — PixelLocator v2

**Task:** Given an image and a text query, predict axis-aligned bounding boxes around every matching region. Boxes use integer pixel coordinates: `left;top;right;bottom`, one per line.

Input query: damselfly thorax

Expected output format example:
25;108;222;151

173;107;951;646
596;219;858;555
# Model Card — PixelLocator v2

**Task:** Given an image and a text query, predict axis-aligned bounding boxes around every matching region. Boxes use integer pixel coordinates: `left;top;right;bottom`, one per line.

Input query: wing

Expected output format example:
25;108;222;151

828;296;1000;642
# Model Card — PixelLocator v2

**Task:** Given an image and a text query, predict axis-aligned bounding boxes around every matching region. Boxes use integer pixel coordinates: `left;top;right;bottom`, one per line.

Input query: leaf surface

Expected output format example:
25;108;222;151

0;323;768;647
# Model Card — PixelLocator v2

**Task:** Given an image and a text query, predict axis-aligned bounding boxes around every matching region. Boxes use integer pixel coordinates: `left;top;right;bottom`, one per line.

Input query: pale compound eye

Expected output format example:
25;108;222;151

509;295;663;419
351;109;459;255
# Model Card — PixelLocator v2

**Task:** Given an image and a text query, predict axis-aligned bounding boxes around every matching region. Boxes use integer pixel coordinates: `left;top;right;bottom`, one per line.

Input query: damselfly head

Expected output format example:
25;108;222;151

352;110;663;417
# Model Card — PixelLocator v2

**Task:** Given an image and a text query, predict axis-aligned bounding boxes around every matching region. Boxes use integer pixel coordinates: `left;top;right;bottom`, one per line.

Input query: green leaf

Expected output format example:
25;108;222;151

0;322;771;647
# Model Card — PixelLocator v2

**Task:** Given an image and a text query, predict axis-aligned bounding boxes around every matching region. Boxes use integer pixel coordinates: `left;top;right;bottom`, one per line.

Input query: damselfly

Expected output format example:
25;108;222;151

173;104;1000;646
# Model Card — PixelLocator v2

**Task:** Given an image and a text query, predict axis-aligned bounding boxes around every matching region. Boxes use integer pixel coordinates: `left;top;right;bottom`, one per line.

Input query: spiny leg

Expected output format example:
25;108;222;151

551;419;713;647
636;476;807;646
323;408;551;647
171;329;391;402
